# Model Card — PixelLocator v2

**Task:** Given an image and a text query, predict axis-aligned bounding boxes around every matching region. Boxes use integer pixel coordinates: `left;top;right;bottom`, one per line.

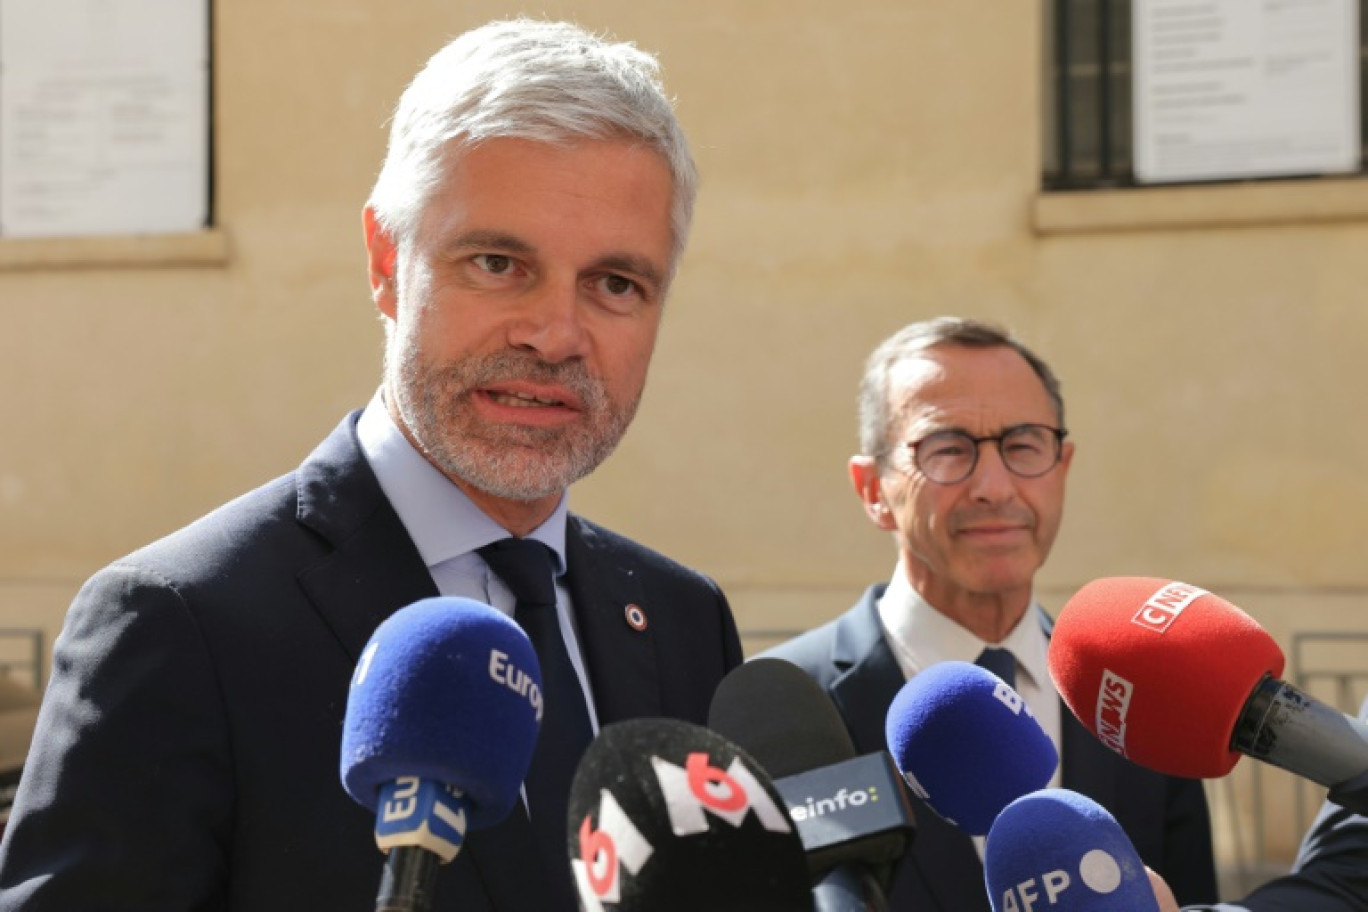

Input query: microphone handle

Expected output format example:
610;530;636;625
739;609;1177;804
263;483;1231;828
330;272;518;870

376;847;441;912
812;864;890;912
1234;674;1368;793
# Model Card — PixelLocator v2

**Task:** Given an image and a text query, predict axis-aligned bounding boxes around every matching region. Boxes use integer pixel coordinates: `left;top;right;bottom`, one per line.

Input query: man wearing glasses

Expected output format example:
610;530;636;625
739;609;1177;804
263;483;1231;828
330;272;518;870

763;316;1219;911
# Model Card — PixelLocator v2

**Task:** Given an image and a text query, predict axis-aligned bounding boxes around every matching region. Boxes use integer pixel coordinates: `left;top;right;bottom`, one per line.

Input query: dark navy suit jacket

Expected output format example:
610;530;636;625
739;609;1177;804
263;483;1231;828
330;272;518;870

0;412;743;912
762;583;1219;912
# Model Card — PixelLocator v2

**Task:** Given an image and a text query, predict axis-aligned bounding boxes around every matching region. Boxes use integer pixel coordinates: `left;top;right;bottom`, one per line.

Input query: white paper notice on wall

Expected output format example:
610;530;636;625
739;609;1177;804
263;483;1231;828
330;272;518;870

1133;0;1360;184
0;0;209;238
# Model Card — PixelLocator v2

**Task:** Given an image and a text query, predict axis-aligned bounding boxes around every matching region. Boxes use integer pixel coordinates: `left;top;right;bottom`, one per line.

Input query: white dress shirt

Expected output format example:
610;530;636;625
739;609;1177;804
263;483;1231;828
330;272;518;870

875;558;1063;855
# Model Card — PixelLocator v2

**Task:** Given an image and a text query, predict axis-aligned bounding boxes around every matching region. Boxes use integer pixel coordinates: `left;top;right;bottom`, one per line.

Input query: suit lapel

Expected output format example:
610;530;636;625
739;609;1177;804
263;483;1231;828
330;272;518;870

826;590;904;756
562;516;660;725
293;413;438;663
826;589;988;912
290;413;552;911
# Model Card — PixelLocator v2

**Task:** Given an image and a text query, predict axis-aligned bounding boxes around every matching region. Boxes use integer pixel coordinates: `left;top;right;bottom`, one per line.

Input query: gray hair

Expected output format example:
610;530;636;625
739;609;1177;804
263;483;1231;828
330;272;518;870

857;316;1066;466
367;19;698;272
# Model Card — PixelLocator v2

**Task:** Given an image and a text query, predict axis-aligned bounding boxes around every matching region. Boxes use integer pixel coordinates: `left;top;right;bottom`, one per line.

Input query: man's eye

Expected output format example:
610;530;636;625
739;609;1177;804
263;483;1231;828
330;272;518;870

602;274;638;296
922;434;970;458
474;254;513;274
1005;429;1049;454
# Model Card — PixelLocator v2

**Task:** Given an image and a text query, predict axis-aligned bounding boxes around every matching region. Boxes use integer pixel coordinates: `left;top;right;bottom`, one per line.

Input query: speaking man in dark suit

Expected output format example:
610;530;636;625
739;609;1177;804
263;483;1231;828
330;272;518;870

763;316;1219;910
0;19;742;912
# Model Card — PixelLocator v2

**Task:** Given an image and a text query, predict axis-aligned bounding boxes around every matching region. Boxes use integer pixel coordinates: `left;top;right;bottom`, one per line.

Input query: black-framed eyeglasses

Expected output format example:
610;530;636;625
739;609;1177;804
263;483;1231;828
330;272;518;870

897;424;1068;485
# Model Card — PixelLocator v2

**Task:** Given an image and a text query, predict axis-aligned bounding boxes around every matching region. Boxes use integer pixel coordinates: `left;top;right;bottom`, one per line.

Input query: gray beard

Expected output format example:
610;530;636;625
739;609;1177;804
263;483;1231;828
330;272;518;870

390;347;638;503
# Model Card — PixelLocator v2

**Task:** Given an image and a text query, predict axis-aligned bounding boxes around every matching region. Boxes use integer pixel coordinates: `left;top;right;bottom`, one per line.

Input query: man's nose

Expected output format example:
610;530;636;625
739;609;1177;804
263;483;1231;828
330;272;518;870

966;440;1017;502
505;279;589;363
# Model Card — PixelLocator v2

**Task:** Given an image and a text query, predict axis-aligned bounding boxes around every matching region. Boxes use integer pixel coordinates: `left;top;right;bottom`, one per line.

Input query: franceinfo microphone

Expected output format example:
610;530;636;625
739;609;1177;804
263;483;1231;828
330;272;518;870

1049;577;1368;815
708;658;917;912
884;660;1059;836
985;789;1159;912
565;717;814;912
340;597;543;912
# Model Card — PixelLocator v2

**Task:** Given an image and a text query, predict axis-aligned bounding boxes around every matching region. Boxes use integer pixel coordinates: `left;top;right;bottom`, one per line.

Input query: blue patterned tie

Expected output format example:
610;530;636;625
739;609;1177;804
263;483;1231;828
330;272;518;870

976;646;1017;691
477;538;593;876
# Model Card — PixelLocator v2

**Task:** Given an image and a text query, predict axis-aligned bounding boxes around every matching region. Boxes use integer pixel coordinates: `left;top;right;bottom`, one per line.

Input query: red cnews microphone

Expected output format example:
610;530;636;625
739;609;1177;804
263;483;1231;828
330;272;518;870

1049;577;1368;815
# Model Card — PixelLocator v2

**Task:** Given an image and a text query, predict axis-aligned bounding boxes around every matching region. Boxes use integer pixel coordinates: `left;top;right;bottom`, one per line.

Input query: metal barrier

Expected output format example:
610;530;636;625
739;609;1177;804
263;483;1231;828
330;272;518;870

1289;631;1368;834
0;629;44;693
1200;630;1368;895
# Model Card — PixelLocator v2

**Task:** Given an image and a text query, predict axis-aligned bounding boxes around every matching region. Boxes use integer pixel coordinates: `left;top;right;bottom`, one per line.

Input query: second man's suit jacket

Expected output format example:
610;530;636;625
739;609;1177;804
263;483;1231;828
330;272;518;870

0;412;744;912
762;583;1219;912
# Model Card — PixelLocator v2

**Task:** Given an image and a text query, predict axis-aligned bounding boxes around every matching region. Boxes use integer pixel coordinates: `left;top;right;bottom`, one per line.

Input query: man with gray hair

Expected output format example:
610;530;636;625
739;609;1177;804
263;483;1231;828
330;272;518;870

764;316;1219;910
0;20;740;912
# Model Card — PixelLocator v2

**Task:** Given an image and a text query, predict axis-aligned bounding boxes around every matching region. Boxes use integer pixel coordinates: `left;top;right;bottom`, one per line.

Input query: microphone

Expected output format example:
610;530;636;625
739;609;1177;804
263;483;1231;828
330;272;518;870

884;660;1059;836
565;717;813;912
984;788;1159;912
1049;577;1368;814
340;596;543;912
708;658;917;911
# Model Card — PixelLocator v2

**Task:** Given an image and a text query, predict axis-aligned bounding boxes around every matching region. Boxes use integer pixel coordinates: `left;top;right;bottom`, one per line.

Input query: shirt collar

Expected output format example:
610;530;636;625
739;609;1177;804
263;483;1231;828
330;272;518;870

875;557;1051;692
355;390;568;576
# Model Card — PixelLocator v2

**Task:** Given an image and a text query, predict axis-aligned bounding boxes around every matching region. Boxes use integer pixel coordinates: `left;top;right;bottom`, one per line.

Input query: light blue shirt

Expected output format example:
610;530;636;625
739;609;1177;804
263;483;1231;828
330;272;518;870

356;391;600;731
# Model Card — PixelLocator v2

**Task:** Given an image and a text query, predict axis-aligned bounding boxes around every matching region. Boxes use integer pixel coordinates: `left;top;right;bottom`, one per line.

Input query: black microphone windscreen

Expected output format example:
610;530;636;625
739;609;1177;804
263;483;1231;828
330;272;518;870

708;657;857;776
566;718;813;912
707;657;916;888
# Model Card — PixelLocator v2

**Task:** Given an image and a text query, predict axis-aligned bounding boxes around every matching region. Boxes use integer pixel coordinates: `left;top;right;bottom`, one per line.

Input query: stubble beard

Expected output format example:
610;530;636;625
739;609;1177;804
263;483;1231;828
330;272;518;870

390;346;639;503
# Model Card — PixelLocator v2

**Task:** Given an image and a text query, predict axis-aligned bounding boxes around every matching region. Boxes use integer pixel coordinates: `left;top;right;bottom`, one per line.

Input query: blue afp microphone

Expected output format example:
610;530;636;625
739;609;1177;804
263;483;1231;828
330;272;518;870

340;596;543;912
884;660;1058;836
985;789;1159;912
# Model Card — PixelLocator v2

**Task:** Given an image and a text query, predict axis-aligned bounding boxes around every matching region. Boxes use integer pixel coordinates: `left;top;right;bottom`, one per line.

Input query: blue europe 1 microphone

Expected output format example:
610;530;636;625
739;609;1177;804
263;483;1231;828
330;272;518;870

884;660;1058;836
985;789;1159;912
566;717;814;912
340;596;543;912
709;658;917;912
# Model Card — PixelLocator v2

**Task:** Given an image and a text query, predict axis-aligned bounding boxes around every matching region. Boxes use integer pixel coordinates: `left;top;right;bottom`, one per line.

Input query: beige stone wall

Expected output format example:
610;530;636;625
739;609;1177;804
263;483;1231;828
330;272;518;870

2;0;1366;874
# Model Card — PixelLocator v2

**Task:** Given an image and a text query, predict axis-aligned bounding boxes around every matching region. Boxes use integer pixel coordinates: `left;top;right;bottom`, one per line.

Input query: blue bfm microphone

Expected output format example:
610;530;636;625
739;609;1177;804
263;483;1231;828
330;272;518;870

340;597;543;912
985;789;1158;912
884;660;1058;836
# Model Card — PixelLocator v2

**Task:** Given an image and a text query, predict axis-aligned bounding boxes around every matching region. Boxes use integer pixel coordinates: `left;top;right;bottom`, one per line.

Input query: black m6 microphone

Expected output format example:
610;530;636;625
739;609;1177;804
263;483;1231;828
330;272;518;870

708;658;917;912
566;717;813;911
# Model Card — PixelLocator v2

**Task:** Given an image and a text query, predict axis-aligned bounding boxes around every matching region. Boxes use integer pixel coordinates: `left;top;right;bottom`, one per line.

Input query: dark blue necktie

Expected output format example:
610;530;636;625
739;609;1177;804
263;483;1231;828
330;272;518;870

477;538;593;875
976;646;1017;691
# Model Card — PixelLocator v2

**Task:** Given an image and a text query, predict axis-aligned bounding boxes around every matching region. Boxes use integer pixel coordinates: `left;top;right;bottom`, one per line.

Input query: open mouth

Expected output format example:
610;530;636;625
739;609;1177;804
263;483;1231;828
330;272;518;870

473;383;585;428
484;389;566;409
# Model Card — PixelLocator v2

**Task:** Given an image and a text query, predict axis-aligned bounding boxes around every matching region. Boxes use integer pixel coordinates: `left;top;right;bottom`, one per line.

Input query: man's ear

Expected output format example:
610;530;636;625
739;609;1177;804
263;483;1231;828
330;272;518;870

850;455;897;531
363;206;399;319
